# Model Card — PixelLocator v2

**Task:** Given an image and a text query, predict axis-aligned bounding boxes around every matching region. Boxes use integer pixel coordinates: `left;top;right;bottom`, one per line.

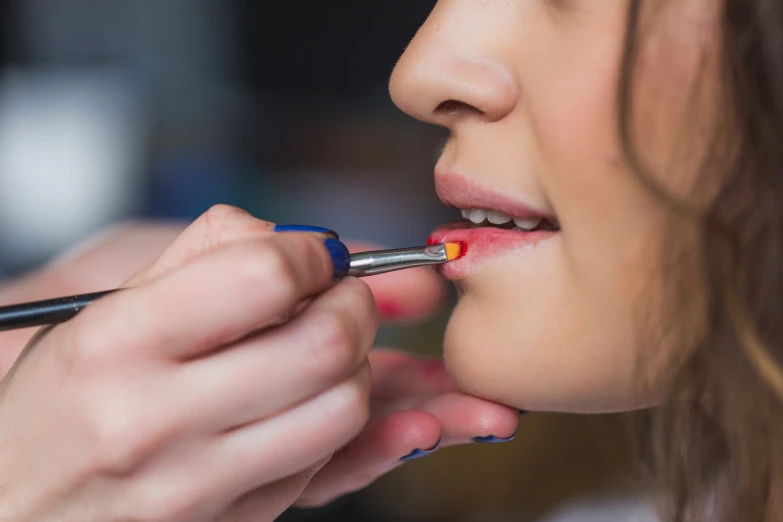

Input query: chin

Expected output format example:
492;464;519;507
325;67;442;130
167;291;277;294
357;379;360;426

442;296;657;414
442;301;532;409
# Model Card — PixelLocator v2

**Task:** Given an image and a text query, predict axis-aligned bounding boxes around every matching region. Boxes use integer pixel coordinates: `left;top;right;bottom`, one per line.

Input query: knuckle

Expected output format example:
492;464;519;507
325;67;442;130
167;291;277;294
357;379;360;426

60;296;141;373
307;310;361;380
91;418;145;474
254;244;298;294
202;204;247;226
62;315;115;373
86;395;162;475
344;278;379;329
299;234;331;276
199;204;252;244
327;367;371;433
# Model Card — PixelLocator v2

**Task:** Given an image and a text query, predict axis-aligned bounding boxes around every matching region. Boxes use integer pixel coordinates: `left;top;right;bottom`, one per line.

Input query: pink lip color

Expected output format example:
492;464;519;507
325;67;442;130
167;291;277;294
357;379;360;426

428;221;556;279
435;171;555;221
431;171;558;279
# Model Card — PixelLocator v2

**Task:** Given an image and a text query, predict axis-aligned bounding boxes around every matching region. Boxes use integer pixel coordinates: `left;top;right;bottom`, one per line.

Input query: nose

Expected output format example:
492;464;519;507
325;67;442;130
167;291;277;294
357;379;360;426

390;7;519;128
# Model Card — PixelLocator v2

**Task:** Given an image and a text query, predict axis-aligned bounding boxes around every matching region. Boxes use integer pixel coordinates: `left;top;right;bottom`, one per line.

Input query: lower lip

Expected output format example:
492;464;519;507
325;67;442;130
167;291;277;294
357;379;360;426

428;221;557;279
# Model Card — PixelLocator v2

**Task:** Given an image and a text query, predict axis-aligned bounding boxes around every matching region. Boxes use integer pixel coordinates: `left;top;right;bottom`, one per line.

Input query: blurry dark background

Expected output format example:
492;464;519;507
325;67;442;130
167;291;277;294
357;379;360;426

0;2;637;521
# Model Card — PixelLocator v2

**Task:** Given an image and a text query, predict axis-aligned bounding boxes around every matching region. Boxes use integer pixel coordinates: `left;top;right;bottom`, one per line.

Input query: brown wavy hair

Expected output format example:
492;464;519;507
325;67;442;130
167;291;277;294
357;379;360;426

618;0;783;520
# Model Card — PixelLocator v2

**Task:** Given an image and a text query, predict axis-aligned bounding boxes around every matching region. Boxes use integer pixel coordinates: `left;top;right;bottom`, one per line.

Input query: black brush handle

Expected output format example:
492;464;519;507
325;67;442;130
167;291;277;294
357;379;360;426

0;290;117;332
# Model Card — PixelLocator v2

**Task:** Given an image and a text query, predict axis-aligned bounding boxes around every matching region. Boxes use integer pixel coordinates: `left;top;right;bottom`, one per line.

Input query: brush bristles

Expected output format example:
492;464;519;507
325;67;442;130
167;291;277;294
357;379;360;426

445;242;463;261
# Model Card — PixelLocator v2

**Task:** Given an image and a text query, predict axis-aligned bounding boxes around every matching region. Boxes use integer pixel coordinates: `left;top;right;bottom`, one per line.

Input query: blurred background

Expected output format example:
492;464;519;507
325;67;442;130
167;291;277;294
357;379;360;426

0;2;640;520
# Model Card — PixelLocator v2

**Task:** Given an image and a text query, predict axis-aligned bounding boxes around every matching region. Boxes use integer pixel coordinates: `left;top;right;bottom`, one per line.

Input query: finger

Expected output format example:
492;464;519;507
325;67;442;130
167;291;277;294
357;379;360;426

70;233;336;360
125;205;277;286
295;410;441;508
368;349;459;400
222;457;331;522
344;241;448;322
387;392;520;446
296;396;521;508
0;223;182;376
180;277;377;430
213;362;372;496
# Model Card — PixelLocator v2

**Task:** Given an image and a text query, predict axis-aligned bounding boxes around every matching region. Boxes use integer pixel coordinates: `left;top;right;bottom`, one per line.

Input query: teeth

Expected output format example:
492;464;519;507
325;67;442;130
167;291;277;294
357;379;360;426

513;217;542;230
486;210;512;224
468;209;487;224
458;208;552;231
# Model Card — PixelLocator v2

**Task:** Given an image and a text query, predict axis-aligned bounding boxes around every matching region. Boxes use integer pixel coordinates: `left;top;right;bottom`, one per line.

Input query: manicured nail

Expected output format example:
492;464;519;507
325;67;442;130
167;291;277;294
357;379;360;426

325;238;350;278
274;224;339;239
400;438;441;462
473;428;518;444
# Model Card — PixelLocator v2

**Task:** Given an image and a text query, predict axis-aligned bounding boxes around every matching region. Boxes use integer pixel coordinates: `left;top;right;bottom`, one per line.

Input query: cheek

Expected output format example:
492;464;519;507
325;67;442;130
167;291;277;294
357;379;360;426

524;14;667;267
442;249;664;413
631;0;723;202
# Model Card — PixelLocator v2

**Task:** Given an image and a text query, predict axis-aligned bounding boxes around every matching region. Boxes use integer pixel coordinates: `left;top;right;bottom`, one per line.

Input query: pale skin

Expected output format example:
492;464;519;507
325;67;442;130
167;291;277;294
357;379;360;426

0;206;519;521
390;0;719;412
0;0;722;519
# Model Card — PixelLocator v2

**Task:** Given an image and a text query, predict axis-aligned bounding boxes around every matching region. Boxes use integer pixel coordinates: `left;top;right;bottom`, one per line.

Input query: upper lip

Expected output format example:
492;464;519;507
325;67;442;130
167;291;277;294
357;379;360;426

434;171;555;220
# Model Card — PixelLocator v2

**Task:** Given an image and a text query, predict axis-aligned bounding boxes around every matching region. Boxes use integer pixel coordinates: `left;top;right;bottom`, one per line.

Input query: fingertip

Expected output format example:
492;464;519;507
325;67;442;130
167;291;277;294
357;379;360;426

473;426;518;444
400;437;441;461
413;393;521;444
381;410;442;461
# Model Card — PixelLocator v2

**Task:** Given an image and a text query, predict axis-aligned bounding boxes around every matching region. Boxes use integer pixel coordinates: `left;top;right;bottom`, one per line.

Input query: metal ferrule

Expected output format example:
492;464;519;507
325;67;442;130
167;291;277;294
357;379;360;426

348;244;447;277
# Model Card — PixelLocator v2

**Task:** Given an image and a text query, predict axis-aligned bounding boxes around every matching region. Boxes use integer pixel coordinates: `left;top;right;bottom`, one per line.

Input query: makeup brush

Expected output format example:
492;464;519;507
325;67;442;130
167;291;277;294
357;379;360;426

0;242;465;332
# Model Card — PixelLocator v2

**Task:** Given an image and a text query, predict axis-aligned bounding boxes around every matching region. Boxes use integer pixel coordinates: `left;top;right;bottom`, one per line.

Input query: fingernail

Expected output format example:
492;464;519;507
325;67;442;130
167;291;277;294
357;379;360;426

473;428;518;444
274;224;339;239
325;238;350;278
400;438;441;462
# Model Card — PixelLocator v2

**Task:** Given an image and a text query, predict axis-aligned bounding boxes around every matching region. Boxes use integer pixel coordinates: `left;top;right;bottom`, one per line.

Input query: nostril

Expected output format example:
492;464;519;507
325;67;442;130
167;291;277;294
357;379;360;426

435;99;484;117
435;100;462;115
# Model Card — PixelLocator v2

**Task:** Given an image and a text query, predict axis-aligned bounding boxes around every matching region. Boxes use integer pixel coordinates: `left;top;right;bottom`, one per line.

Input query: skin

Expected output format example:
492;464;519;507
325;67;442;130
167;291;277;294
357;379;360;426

0;207;519;521
390;0;720;412
0;1;724;519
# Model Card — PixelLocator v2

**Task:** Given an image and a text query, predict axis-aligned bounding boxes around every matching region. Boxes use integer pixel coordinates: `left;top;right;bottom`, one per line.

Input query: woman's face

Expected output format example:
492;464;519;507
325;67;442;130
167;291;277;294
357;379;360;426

390;1;720;412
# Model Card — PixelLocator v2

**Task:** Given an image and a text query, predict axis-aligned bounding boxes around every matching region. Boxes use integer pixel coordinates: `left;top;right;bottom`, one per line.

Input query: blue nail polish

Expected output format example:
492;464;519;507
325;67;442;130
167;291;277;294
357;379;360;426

325;238;350;278
274;224;339;239
473;428;518;444
400;438;441;462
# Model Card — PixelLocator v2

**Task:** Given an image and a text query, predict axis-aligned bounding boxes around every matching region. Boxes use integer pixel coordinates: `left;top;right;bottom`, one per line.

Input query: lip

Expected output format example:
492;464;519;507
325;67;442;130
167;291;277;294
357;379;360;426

428;221;556;279
435;171;555;221
431;172;558;279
